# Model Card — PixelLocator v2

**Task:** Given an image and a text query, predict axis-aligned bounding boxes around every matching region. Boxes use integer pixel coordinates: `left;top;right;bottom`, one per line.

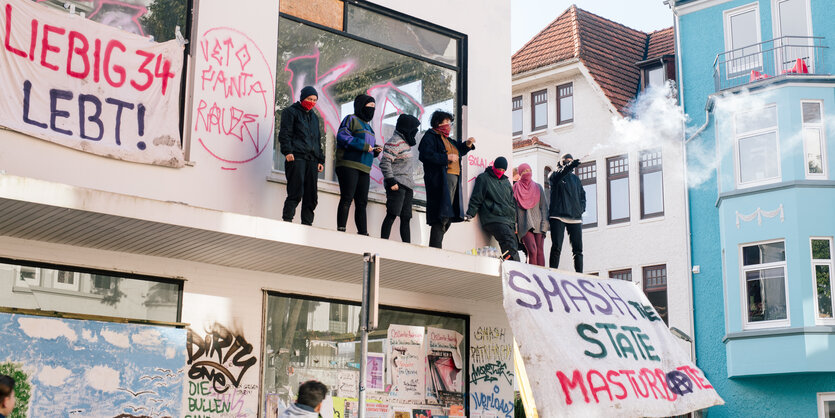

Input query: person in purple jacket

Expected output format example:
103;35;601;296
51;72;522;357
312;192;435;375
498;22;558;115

335;94;382;235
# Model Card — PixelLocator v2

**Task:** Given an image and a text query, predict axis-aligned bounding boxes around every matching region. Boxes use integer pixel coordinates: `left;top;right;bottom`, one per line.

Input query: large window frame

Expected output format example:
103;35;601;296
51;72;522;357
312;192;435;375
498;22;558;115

772;0;815;72
556;82;574;126
801;100;828;179
512;96;523;136
643;264;668;325
818;392;835;418
577;161;597;228
734;104;781;188
723;3;763;76
607;155;630;225
812;237;835;324
643;65;666;90
609;269;632;282
739;239;790;329
639;149;664;219
531;89;548;131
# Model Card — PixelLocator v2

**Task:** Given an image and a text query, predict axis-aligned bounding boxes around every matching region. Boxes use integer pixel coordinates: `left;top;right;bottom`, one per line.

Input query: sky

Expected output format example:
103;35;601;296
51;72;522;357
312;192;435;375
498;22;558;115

511;0;675;54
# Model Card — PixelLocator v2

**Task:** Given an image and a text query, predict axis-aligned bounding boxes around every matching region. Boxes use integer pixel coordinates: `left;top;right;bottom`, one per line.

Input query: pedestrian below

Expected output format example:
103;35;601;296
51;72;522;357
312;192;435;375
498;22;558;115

278;86;325;225
0;375;15;418
514;163;548;266
548;153;585;272
278;380;328;418
335;94;382;235
418;110;475;248
380;114;421;242
466;157;519;261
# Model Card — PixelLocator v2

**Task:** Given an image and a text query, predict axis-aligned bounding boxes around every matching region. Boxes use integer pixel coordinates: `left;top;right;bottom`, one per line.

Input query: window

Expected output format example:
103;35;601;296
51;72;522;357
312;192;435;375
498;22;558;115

607;155;630;224
818;392;835;418
735;105;780;187
812;238;834;321
531;89;548;131
644;66;665;90
577;161;597;228
773;0;814;72
609;269;632;282
275;9;464;201
544;166;552;189
723;4;762;75
512;96;523;136
557;83;573;125
802;101;827;178
262;293;468;415
640;149;664;218
643;265;668;325
741;241;788;328
1;259;181;322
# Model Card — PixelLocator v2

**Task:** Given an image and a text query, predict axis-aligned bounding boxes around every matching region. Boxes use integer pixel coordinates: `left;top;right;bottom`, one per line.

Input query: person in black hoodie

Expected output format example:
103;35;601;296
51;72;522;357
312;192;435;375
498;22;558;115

278;86;325;225
548;153;585;272
466;157;519;261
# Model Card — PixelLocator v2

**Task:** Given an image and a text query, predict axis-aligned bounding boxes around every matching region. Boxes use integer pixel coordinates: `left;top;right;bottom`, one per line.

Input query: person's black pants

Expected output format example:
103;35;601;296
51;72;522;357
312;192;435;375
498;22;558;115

482;223;520;261
549;219;583;272
335;166;370;234
381;186;413;242
428;173;459;249
282;159;319;225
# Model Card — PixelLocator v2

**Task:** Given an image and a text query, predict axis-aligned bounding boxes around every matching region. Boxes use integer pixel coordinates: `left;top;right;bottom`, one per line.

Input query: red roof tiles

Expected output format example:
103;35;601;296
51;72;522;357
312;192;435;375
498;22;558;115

512;136;555;150
512;6;674;115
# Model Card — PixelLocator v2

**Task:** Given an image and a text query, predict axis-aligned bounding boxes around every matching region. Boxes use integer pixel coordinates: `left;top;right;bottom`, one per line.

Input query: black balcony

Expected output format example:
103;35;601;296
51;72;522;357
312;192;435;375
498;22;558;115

713;36;828;91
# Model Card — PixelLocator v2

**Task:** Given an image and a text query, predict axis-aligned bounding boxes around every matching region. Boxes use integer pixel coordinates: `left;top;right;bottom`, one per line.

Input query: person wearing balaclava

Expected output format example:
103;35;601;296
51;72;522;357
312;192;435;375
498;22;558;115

548;153;585;272
514;163;549;266
334;94;382;235
278;86;325;226
379;114;421;242
466;157;520;261
418;110;476;249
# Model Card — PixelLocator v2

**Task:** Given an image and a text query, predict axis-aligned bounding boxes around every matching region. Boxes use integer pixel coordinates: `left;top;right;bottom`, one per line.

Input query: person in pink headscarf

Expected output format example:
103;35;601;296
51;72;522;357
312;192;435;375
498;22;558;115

513;163;549;266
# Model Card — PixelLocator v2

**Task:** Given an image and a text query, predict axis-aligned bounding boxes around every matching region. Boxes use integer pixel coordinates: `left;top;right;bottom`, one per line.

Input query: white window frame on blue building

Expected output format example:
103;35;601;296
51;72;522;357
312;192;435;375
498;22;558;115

722;3;762;76
801;100;828;179
739;239;791;330
811;237;835;324
733;104;781;188
817;391;835;418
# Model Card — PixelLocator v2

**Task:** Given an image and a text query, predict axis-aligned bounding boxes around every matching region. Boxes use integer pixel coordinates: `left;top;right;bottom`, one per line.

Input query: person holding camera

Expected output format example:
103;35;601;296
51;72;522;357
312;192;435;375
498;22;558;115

548;153;585;272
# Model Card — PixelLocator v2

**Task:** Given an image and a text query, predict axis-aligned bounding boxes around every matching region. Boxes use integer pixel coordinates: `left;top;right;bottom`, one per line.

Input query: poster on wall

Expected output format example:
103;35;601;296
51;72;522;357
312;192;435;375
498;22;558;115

367;352;385;392
502;261;724;417
0;312;186;417
337;369;359;398
426;327;464;404
387;324;426;400
0;0;185;167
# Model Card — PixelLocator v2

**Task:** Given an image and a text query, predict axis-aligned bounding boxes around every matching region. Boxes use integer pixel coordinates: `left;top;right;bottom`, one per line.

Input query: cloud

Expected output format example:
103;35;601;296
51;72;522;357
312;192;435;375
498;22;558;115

86;366;120;392
81;329;98;343
38;365;72;386
131;329;161;347
101;329;130;348
165;346;176;359
17;317;77;343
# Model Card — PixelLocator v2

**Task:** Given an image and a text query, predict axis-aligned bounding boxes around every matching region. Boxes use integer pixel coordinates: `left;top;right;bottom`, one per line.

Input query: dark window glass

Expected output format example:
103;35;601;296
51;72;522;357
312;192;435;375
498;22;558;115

609;269;632;282
742;242;786;265
643;265;668;325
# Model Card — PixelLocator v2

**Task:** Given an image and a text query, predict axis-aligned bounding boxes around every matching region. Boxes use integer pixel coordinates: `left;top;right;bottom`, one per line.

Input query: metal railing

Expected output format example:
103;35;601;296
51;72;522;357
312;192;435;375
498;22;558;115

713;36;828;91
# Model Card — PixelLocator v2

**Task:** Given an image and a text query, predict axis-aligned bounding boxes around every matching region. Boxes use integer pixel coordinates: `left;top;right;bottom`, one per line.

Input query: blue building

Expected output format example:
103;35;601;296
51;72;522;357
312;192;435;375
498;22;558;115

671;0;835;416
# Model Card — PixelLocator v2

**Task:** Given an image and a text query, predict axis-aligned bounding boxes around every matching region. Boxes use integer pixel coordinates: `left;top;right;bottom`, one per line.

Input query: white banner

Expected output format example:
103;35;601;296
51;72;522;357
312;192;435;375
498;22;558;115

0;0;184;166
502;262;723;417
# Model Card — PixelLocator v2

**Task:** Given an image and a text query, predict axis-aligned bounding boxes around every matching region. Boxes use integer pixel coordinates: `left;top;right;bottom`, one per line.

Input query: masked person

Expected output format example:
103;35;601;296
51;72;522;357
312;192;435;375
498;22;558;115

335;94;381;235
418;110;476;248
466;157;519;260
278;86;325;225
548;153;585;272
379;114;421;242
514;163;549;266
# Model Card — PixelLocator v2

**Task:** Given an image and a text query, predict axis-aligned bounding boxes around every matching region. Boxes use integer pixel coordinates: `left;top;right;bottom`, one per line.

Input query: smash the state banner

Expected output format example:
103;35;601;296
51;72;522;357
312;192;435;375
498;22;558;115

0;0;184;166
502;262;723;417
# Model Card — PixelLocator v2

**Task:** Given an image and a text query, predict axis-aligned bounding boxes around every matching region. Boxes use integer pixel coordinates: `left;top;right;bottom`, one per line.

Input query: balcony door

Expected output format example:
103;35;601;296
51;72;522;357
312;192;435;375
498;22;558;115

773;0;814;72
723;4;762;76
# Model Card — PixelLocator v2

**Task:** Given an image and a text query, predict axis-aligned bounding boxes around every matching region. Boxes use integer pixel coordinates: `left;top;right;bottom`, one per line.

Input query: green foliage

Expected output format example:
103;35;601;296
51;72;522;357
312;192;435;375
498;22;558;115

817;265;832;318
139;0;188;43
0;363;30;418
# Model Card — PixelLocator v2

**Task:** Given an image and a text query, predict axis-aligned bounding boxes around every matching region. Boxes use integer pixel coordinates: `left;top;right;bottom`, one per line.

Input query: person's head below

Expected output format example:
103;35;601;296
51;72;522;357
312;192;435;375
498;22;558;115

353;94;376;123
517;163;532;183
560;153;574;167
430;110;454;138
299;86;318;112
492;156;508;178
297;380;328;412
0;375;15;416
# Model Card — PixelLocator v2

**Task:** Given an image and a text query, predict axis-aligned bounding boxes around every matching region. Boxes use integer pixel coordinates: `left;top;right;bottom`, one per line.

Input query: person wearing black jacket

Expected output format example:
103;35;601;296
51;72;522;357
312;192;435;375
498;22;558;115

466;157;519;261
548;153;586;272
278;86;325;225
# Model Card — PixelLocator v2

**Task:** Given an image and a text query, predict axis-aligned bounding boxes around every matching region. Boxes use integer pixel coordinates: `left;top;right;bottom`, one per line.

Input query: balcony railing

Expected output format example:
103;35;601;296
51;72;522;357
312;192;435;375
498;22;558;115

713;36;828;91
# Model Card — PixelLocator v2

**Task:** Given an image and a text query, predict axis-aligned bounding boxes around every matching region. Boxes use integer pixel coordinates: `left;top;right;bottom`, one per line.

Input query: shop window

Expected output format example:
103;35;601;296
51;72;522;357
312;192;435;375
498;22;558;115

275;10;464;202
741;240;789;328
802;101;827;178
607;155;630;224
262;293;467;415
609;269;632;282
2;259;181;323
735;105;779;187
639;149;664;218
512;96;523;136
643;265;668;325
531;89;548;131
556;83;573;125
812;238;834;322
577;161;597;228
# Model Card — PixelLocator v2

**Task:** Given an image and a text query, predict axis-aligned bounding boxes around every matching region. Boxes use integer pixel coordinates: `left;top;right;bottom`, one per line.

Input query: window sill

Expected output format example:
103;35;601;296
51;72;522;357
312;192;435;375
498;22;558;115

605;220;631;229
553;123;574;132
638;215;665;224
741;319;791;331
723;325;835;342
529;129;548;137
736;178;781;190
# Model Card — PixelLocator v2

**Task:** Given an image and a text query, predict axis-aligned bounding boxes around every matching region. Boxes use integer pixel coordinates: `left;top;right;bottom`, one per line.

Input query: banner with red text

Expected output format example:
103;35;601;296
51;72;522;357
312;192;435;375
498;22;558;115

502;262;723;417
0;0;184;166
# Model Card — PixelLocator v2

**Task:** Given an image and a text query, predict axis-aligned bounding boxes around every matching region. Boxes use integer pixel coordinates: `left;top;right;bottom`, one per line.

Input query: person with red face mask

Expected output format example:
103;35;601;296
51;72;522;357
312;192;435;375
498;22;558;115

278;86;325;226
418;110;476;248
513;163;549;266
466;157;520;261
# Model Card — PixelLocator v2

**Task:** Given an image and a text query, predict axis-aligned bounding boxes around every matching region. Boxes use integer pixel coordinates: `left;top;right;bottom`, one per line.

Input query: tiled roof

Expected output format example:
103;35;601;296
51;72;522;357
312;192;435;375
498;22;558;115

512;136;555;150
512;5;674;115
646;27;675;59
